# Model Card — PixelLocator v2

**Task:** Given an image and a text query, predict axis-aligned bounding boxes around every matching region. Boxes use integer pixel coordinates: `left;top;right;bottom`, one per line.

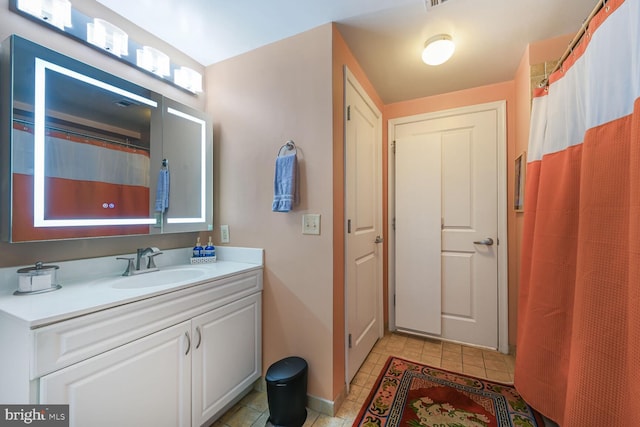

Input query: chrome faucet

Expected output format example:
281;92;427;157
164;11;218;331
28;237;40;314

136;247;162;270
117;247;163;276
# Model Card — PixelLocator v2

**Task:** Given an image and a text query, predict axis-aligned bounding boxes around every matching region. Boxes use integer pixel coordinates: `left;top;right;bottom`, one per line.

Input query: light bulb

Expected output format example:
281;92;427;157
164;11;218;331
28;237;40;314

422;34;455;66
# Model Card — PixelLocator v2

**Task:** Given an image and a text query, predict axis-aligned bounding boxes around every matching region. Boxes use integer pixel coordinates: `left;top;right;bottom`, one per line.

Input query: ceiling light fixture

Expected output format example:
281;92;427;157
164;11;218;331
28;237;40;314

17;0;72;30
422;34;455;66
87;18;128;57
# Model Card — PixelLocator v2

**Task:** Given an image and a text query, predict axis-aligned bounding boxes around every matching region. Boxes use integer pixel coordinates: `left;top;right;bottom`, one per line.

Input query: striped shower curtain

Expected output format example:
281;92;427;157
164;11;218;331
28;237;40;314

12;123;151;241
515;0;640;425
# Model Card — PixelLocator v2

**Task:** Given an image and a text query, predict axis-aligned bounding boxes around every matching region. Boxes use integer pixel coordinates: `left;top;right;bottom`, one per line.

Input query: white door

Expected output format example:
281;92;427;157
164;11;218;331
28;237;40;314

40;321;191;427
345;68;383;382
395;135;442;335
394;106;501;348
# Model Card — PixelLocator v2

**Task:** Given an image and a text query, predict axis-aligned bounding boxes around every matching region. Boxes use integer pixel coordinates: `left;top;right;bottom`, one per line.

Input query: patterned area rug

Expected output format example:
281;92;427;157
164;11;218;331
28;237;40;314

353;356;544;427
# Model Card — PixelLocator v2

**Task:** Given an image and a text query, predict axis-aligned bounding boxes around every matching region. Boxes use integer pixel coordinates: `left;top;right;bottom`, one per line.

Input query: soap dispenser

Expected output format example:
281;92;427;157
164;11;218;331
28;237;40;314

204;236;215;258
193;237;203;258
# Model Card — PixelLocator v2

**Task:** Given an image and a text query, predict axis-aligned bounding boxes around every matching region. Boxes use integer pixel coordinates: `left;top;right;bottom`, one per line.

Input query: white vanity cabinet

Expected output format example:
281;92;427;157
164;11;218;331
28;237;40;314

0;258;263;427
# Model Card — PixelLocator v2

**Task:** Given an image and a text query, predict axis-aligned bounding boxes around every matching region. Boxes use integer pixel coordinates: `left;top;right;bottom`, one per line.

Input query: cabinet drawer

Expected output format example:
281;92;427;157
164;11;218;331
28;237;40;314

32;269;262;379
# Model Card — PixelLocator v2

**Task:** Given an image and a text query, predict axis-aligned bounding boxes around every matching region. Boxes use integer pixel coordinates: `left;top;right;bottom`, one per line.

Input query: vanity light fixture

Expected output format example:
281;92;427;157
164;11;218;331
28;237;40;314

422;34;455;66
174;66;203;93
17;0;72;30
10;0;201;95
137;46;171;77
87;18;128;57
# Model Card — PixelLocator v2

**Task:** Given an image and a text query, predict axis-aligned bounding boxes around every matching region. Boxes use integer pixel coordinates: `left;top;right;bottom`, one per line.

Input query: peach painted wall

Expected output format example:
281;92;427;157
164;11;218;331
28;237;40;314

331;25;384;401
0;0;204;267
384;81;517;344
512;45;532;348
529;33;573;66
205;25;335;401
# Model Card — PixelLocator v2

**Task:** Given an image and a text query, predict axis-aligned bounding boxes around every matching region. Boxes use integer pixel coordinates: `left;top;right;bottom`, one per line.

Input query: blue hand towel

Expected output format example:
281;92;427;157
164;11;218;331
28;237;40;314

154;168;170;212
272;153;298;212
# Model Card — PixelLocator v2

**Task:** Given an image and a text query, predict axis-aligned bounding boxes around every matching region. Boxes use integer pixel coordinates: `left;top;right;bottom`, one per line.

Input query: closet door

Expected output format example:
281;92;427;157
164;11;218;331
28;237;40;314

395;134;442;335
394;106;500;349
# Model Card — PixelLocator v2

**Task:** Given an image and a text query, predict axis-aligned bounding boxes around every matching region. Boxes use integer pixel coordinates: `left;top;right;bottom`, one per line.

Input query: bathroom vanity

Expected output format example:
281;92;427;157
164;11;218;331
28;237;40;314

0;247;263;427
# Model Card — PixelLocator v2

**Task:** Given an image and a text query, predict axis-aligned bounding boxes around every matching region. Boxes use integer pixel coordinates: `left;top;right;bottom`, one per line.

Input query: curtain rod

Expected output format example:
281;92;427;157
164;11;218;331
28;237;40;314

540;0;607;87
13;118;149;152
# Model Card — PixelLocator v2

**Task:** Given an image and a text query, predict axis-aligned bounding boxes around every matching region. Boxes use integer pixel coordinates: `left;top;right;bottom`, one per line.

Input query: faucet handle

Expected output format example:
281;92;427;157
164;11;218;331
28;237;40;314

116;257;135;276
146;251;163;269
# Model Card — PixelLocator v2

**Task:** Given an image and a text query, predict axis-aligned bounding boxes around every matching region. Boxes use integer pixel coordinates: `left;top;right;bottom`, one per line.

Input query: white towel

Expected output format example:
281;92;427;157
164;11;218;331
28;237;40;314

272;153;298;212
154;168;170;212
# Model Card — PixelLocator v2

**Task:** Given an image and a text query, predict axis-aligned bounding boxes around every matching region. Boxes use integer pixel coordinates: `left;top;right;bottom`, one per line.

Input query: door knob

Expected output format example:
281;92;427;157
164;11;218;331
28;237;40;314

473;238;494;246
375;236;384;244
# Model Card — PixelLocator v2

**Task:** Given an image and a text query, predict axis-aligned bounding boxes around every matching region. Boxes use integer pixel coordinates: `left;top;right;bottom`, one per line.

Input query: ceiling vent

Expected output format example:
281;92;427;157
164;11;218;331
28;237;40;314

114;100;136;108
424;0;450;11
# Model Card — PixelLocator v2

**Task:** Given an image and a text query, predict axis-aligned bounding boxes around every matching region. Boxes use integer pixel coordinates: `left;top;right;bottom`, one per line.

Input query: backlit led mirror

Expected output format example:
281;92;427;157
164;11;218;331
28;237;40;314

31;57;158;229
1;35;213;242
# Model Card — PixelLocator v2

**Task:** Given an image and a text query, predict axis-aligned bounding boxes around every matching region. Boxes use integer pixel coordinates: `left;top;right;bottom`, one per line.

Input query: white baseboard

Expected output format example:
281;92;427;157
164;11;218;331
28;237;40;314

255;377;344;417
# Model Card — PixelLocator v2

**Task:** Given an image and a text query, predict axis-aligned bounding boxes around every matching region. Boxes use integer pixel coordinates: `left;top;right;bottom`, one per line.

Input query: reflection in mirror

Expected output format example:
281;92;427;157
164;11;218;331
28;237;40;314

32;58;158;228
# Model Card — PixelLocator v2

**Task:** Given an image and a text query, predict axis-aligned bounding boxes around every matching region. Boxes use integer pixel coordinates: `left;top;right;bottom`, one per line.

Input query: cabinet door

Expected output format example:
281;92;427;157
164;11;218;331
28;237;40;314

192;293;262;427
40;322;192;427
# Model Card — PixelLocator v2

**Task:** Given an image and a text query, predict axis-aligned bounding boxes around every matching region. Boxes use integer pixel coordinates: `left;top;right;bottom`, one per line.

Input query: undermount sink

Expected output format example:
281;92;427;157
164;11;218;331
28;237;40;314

108;267;207;289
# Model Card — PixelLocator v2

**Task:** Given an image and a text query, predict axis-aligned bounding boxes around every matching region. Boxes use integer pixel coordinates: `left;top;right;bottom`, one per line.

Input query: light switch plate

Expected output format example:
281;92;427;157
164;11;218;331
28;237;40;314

302;214;321;235
220;225;230;243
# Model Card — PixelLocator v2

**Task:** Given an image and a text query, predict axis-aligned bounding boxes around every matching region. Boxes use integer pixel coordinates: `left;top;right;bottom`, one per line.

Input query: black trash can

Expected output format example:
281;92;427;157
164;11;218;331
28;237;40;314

265;356;308;427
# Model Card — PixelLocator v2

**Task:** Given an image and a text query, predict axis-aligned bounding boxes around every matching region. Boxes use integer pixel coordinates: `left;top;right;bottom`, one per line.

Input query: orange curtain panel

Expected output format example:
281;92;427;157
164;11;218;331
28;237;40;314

515;0;640;425
12;122;150;241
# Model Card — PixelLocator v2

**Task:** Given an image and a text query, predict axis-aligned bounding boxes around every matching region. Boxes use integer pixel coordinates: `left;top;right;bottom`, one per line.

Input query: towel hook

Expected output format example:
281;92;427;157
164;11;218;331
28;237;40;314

162;158;169;168
277;140;297;157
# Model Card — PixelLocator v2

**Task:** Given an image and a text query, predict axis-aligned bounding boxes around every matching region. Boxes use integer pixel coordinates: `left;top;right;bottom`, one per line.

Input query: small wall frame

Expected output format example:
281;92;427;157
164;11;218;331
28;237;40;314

514;152;526;212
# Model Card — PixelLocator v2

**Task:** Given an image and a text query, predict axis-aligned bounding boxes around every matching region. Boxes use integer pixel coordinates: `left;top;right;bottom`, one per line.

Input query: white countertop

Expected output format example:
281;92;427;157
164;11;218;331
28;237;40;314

0;246;263;328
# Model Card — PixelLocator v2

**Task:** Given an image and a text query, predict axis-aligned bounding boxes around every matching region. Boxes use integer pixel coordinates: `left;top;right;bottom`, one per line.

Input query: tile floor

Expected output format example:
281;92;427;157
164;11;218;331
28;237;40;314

211;332;516;427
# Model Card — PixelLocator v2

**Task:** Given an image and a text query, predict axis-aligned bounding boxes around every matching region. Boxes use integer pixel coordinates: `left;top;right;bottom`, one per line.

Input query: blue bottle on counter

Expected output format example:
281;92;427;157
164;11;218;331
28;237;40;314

193;237;204;257
204;237;215;258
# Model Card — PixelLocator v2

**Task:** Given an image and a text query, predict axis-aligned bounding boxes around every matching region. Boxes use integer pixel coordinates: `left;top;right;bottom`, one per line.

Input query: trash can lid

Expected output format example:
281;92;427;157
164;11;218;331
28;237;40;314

265;356;308;383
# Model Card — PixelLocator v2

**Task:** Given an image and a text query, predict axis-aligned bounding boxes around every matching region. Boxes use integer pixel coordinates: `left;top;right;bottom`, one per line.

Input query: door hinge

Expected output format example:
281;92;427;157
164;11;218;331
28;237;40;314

392;140;396;154
348;333;352;348
393;294;396;307
347;105;351;121
392;217;396;231
347;219;351;234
